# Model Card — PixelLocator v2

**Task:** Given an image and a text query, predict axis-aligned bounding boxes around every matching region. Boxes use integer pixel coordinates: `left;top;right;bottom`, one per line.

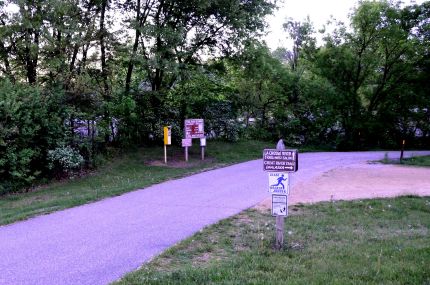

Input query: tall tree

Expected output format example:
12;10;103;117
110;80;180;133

314;0;429;148
231;42;289;130
281;17;316;106
0;2;14;82
119;0;275;93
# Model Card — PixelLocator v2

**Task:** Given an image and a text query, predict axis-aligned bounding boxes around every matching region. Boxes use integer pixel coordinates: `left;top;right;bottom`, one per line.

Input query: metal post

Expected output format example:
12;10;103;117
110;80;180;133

185;146;188;162
164;144;167;164
201;146;205;160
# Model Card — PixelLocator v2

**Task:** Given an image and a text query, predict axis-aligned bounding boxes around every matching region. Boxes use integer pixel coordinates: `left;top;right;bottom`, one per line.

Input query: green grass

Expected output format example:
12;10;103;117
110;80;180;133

401;155;430;167
115;196;430;285
0;140;273;226
381;153;430;167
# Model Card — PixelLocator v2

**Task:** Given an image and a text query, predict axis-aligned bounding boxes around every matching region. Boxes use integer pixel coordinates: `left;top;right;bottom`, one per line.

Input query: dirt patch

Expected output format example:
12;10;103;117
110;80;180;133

255;164;430;211
235;213;254;224
146;157;216;168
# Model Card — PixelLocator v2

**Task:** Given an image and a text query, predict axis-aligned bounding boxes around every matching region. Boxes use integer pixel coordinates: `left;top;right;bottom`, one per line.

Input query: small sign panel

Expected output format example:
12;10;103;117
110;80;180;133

185;119;204;139
268;172;289;194
182;138;192;147
263;149;298;172
163;126;171;145
200;137;206;146
272;194;288;216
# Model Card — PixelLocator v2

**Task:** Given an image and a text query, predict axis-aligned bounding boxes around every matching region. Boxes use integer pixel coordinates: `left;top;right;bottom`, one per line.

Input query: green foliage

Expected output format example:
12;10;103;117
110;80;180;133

1;0;429;192
311;1;430;149
205;101;240;142
228;41;290;140
0;80;67;193
47;145;84;176
400;155;430;167
0;140;273;225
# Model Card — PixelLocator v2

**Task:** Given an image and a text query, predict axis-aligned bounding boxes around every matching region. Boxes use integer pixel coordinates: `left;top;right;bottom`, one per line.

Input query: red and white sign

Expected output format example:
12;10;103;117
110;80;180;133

185;119;204;139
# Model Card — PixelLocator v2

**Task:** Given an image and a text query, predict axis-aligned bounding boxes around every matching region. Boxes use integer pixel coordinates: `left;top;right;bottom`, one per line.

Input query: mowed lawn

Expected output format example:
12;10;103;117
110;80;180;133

115;196;430;284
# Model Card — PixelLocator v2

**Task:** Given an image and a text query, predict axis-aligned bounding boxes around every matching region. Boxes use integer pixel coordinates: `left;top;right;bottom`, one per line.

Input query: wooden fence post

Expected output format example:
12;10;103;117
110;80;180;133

275;139;285;250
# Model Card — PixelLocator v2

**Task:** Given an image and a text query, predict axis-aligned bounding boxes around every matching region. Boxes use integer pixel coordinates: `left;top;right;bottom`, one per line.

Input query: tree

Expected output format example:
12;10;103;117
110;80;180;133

115;0;276;142
119;0;275;93
229;42;289;134
312;0;428;148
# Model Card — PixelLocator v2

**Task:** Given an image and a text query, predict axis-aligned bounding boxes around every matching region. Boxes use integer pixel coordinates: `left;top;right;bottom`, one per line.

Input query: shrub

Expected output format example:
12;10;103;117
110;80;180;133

47;146;84;177
0;80;67;193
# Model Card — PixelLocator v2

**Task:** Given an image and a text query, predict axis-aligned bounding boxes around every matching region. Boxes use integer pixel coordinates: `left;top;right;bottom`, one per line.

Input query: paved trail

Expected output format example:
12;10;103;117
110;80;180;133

1;151;429;285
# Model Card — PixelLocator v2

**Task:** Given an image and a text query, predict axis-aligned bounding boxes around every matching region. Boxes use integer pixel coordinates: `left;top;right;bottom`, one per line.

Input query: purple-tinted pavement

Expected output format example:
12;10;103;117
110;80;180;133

0;151;429;285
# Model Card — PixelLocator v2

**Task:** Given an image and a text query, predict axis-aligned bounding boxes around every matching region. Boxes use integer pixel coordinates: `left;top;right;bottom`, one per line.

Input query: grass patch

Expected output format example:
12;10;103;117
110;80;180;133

381;154;430;167
115;196;430;285
0;140;273;226
400;155;430;167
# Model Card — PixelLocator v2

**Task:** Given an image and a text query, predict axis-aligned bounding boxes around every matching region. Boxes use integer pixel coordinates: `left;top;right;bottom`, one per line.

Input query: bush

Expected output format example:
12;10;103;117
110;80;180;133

47;146;84;177
241;125;273;141
205;101;240;142
0;80;67;194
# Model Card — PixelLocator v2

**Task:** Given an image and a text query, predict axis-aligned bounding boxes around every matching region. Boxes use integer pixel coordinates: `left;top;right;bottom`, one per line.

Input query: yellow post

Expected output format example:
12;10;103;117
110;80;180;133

163;126;171;145
163;126;171;164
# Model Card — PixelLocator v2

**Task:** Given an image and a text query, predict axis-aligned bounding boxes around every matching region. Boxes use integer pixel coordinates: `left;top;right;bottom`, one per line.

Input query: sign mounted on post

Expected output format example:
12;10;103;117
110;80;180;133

268;172;289;194
182;138;192;147
272;194;288;216
185;119;204;139
163;126;171;164
263;140;298;250
263;149;298;172
163;126;171;145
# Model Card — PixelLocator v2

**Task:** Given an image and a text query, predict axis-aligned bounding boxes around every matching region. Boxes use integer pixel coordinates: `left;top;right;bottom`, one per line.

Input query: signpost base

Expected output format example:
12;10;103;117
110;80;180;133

201;146;205;160
185;146;188;162
275;215;284;250
164;145;167;164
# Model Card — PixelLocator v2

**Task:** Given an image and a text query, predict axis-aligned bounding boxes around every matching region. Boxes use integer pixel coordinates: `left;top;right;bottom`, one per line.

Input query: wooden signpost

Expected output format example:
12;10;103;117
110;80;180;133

182;138;192;162
200;137;206;160
263;140;298;250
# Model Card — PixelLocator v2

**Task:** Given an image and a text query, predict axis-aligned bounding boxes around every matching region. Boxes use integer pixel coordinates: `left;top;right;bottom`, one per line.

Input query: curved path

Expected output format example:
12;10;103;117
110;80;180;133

1;151;429;285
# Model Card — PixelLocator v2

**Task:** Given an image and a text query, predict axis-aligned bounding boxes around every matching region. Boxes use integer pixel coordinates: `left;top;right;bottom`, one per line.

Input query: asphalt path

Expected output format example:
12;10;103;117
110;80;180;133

1;151;429;285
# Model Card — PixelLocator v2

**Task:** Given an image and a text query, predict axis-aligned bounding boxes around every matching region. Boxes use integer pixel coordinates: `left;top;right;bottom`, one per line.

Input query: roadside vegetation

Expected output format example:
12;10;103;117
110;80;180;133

115;196;430;284
1;0;429;195
401;155;430;167
381;154;430;167
0;140;273;226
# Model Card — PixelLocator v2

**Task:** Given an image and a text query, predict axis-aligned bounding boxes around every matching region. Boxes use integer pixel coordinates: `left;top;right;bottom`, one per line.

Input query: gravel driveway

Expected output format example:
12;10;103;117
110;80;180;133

0;151;429;285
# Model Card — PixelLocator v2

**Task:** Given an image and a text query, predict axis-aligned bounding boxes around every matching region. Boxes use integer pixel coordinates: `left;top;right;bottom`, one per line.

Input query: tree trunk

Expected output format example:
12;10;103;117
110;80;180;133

100;0;109;97
0;41;14;82
125;0;142;95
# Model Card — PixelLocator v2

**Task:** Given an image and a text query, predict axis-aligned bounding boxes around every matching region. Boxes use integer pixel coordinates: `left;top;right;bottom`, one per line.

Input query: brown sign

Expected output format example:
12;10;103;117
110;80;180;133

263;149;298;172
